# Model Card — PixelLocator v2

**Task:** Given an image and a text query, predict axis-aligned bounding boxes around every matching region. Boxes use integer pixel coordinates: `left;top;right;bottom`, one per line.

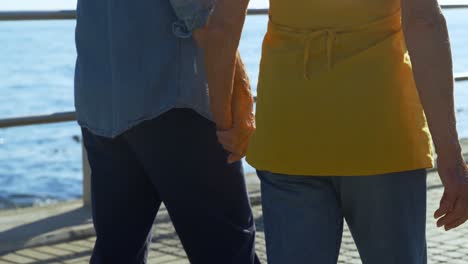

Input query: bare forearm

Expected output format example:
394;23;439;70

194;0;250;130
232;52;255;130
200;29;238;129
403;13;463;162
215;52;255;161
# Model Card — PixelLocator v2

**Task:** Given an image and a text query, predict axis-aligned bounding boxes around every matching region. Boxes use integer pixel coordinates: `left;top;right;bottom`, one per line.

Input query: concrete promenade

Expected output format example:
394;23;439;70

1;139;468;263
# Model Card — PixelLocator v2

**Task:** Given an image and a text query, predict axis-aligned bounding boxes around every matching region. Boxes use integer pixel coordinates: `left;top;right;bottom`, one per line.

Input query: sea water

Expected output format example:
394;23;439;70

0;8;467;209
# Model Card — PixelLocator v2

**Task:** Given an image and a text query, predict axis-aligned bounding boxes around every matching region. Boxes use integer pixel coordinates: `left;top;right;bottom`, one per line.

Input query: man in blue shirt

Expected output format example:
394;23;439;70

75;0;260;263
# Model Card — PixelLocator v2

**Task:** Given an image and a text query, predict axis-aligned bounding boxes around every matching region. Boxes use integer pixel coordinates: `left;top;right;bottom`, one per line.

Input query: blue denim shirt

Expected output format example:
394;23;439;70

74;0;215;138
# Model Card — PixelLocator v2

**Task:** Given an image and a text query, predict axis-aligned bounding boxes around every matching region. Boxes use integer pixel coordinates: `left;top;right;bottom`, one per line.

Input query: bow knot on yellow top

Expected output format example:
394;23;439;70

267;9;403;80
303;29;336;79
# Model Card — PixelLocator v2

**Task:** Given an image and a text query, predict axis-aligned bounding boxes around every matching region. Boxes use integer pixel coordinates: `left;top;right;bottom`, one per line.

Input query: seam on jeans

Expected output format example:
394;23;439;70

228;213;257;264
332;177;344;264
333;217;344;263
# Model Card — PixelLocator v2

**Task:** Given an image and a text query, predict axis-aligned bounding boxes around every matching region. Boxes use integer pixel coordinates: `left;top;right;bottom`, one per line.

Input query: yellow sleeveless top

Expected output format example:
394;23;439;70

246;0;434;176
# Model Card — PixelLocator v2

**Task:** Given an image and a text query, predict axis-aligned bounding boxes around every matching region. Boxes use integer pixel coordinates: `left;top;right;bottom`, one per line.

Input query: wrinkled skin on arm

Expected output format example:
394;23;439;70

193;0;255;163
401;0;468;230
217;52;256;163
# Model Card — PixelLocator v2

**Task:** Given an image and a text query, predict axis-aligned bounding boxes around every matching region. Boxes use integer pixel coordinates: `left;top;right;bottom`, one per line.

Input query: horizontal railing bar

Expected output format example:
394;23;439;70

0;5;467;21
0;10;76;21
247;8;268;15
442;4;468;9
0;112;76;128
0;72;467;129
455;73;468;82
0;74;467;129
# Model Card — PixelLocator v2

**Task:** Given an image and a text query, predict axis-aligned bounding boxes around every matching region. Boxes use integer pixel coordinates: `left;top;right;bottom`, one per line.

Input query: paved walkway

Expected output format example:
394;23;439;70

1;171;468;264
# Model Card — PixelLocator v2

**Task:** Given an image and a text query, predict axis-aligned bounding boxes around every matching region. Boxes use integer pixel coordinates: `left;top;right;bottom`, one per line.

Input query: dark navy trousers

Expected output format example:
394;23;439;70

82;109;260;264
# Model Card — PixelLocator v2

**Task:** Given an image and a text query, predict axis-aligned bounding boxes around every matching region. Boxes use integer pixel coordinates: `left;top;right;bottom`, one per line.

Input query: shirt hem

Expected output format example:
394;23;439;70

77;104;213;138
246;157;435;177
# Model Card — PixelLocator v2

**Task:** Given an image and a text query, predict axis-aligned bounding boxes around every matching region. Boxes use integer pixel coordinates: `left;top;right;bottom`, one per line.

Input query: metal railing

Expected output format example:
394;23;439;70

0;5;467;207
0;9;271;21
1;4;467;20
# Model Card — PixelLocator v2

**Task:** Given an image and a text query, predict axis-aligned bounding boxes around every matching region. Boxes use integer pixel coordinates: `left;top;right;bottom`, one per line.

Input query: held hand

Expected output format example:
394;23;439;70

217;125;254;164
434;159;468;231
216;53;255;164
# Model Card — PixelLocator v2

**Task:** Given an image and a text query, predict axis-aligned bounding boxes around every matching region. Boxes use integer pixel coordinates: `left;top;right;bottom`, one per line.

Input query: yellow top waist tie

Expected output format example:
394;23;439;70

267;9;402;80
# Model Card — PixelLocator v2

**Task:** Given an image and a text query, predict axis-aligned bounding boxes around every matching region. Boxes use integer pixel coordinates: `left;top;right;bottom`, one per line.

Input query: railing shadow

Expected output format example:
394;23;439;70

0;205;93;255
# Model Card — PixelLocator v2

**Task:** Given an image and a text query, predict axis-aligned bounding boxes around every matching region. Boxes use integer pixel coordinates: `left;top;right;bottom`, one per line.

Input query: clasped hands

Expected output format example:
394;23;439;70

193;0;255;164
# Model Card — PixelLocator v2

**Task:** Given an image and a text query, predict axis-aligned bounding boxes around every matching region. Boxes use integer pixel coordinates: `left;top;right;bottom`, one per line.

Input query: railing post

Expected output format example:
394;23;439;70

82;143;92;208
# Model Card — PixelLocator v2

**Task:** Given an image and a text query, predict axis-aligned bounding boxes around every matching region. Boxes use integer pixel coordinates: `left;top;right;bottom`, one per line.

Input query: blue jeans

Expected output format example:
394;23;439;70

258;170;427;264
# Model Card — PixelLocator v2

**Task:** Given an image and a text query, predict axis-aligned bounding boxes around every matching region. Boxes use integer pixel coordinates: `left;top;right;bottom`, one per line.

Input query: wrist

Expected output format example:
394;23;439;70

232;119;255;136
436;149;464;166
436;154;467;176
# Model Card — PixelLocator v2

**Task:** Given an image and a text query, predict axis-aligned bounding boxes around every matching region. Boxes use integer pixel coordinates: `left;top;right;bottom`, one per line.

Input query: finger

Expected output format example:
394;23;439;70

216;130;250;158
217;131;236;146
217;128;247;144
434;191;447;218
216;129;232;138
217;137;229;147
437;197;464;228
239;141;248;156
216;130;233;143
434;208;445;219
437;210;462;229
221;143;236;154
228;154;243;164
218;137;242;154
229;143;248;161
435;190;456;220
445;217;468;231
218;138;235;150
217;133;236;151
445;197;468;230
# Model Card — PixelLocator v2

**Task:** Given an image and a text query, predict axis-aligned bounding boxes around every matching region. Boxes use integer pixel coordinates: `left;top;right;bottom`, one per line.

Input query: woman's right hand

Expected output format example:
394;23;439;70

434;156;468;231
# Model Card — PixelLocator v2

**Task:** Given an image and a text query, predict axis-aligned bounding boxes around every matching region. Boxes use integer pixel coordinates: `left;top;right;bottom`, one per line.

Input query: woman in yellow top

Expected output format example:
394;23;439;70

246;0;468;263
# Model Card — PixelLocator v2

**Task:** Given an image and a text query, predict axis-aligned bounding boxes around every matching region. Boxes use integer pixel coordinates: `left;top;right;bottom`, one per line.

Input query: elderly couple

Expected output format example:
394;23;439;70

75;0;468;263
